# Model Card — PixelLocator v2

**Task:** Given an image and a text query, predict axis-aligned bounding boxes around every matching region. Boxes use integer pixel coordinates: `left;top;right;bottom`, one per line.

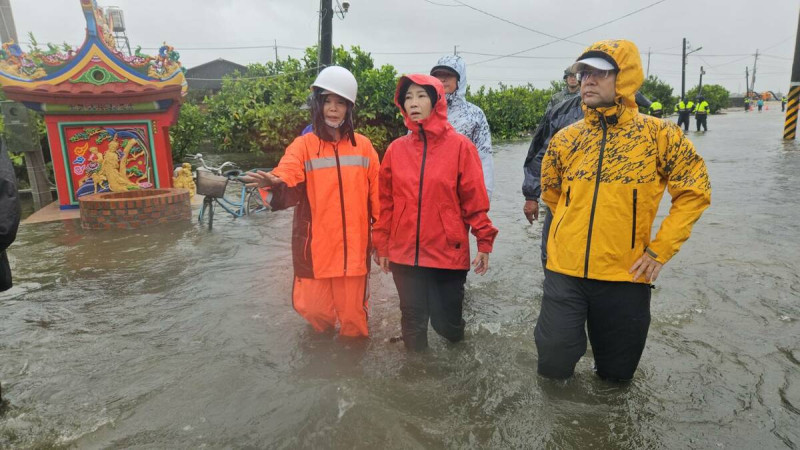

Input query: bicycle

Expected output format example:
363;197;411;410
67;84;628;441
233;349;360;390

191;153;272;229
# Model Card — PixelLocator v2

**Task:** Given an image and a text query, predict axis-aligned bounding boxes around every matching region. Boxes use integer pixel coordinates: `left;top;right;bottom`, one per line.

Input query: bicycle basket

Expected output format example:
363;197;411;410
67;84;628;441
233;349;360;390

196;169;228;198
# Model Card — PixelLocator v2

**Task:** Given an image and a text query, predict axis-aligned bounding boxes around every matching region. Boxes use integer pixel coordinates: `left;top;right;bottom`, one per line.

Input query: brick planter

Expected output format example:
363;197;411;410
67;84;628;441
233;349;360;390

79;188;191;230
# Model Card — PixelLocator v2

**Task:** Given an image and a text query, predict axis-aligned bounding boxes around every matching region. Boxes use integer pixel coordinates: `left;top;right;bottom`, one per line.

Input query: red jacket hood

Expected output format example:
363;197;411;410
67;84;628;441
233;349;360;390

395;74;452;139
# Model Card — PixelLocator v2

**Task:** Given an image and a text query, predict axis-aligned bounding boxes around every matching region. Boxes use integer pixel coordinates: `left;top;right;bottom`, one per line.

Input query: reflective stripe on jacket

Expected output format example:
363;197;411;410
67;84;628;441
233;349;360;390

374;74;498;270
271;132;380;278
541;40;711;283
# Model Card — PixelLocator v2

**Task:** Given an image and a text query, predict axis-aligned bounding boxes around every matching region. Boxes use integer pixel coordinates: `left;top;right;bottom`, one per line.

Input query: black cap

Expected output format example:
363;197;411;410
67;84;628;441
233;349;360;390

430;65;460;81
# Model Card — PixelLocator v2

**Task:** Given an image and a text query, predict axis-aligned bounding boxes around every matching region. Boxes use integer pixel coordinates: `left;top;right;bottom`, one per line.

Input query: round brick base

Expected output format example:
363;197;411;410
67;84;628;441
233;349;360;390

79;188;191;230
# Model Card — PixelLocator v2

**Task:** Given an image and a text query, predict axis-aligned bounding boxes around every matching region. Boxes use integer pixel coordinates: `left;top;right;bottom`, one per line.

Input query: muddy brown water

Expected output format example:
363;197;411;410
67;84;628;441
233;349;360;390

1;108;798;448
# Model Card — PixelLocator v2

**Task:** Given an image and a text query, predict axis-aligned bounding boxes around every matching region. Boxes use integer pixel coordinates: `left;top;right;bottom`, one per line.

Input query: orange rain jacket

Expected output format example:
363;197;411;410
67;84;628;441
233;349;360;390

541;40;711;282
271;132;380;279
374;74;498;270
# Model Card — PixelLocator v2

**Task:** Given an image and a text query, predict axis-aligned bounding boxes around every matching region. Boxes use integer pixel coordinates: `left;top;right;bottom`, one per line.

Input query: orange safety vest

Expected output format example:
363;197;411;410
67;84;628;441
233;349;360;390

271;132;380;279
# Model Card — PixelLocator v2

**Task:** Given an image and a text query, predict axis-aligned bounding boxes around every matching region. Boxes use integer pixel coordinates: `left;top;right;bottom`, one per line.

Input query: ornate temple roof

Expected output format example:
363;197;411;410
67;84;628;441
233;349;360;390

0;0;187;108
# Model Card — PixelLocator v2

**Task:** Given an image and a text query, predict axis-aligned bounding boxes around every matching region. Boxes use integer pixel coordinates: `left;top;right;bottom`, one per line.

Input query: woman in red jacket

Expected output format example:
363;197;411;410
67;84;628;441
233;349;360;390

373;74;498;351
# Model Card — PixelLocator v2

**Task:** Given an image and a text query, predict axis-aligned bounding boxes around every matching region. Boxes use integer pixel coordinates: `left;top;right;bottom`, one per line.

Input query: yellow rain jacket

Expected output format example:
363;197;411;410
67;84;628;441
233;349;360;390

541;40;711;283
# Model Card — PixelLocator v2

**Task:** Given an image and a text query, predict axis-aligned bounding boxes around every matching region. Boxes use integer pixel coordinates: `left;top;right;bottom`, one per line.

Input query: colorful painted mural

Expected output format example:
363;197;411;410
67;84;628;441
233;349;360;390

62;124;156;201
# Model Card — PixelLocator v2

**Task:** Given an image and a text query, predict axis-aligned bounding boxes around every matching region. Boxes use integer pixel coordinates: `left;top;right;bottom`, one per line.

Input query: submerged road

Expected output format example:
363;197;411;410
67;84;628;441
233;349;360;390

1;106;799;448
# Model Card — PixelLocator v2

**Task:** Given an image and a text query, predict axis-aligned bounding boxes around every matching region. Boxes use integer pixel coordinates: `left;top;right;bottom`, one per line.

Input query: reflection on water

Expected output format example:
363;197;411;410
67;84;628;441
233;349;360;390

1;110;799;448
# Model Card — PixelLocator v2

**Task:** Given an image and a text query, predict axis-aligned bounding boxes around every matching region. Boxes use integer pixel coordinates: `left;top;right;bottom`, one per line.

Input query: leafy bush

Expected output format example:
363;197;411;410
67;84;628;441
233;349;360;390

467;83;554;139
200;46;403;159
169;102;207;161
687;84;730;114
639;75;677;114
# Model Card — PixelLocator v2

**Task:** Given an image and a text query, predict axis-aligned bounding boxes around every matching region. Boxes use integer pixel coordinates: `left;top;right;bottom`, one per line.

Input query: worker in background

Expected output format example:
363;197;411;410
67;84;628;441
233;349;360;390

675;97;693;131
695;95;710;132
648;100;663;118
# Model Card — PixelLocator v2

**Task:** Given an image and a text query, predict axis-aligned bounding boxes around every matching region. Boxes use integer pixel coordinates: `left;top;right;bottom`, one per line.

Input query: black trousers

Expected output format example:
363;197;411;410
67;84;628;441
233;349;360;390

540;205;552;268
677;112;690;131
696;113;708;131
534;269;651;380
390;263;468;351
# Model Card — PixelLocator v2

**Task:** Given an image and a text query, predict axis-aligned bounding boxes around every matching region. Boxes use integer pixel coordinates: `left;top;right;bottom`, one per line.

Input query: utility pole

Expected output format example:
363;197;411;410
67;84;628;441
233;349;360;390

646;48;651;78
274;39;278;63
698;66;706;95
318;0;333;71
751;49;759;94
681;38;702;100
745;66;750;96
0;0;53;210
454;45;459;56
681;38;686;99
783;10;800;140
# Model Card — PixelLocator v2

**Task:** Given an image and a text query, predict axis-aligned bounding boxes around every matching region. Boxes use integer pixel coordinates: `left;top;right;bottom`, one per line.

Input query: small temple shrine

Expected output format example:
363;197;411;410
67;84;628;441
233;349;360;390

0;0;187;209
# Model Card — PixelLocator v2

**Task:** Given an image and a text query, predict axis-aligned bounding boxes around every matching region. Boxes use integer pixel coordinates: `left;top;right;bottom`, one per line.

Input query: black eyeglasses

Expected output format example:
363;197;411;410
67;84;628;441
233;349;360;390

576;69;616;82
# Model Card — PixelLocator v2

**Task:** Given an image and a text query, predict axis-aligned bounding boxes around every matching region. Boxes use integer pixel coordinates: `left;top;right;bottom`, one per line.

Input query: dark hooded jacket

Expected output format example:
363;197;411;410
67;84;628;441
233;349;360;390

0;143;20;291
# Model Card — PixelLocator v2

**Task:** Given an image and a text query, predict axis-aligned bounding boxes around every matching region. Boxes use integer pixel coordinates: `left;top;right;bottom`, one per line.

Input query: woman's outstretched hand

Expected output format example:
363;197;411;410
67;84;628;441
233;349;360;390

240;170;282;189
472;252;489;275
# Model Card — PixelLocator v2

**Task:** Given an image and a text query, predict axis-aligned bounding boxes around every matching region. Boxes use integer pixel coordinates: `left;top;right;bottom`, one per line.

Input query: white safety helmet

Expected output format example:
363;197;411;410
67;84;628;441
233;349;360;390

311;66;358;104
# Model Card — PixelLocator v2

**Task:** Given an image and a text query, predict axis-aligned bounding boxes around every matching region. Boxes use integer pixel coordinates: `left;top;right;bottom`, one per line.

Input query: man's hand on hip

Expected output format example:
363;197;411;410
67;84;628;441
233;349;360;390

630;252;663;283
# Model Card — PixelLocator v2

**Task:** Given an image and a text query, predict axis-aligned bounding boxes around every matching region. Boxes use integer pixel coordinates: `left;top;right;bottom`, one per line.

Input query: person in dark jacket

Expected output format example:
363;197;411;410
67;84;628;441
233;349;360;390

523;95;583;268
374;74;498;351
0;140;21;292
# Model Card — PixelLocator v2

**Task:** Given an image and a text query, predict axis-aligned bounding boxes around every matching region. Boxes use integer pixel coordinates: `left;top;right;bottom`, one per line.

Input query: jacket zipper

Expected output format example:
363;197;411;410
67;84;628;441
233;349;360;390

414;125;428;266
333;143;348;274
631;188;638;249
584;116;608;278
553;186;570;240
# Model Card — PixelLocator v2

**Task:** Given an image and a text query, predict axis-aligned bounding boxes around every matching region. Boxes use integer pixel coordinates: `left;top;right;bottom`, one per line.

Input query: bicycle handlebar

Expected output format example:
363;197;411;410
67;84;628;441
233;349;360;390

191;153;237;175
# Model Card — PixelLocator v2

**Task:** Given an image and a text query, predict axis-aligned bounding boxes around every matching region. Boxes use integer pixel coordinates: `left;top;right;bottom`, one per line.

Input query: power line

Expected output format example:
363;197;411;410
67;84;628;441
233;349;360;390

421;0;462;6
186;65;320;81
470;0;668;65
140;45;308;51
451;0;585;46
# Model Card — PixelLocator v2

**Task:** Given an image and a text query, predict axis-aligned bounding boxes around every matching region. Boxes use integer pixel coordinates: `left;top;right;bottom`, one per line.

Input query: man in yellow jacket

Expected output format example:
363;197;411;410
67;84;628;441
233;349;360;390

537;39;711;381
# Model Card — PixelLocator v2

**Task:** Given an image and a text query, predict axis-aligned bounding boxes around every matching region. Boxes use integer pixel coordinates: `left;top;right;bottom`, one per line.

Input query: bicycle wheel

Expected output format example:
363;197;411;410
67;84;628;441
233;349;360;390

245;188;266;215
199;196;215;229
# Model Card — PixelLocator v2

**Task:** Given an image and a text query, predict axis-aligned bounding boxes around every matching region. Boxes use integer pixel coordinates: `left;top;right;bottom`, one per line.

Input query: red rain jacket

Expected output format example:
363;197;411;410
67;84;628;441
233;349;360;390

373;74;498;270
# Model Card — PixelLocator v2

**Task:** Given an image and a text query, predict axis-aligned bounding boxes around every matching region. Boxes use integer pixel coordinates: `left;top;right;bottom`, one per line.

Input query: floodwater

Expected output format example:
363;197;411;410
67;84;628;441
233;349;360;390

1;107;799;448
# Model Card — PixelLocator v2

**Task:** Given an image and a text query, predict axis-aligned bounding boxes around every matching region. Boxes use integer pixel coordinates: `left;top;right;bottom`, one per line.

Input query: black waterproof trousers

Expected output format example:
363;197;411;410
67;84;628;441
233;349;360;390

540;205;552;269
390;263;468;351
696;113;708;131
535;269;651;380
677;112;690;131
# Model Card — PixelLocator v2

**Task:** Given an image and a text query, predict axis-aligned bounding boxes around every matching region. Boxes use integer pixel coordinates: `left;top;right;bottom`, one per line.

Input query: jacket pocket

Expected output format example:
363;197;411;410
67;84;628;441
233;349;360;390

391;200;407;239
631;188;637;249
438;204;467;250
553;186;571;241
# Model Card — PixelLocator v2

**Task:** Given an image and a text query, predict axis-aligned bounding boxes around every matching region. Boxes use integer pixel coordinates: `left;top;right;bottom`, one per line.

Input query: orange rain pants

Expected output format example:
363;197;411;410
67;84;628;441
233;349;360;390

293;275;369;337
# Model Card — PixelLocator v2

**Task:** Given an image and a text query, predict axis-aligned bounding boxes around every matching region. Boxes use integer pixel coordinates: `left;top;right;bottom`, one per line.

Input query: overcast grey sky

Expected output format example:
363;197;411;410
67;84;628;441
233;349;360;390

10;0;800;96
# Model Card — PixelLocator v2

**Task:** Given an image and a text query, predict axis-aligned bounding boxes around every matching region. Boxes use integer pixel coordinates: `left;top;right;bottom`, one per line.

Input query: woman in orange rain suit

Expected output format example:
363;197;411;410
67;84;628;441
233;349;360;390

242;66;380;337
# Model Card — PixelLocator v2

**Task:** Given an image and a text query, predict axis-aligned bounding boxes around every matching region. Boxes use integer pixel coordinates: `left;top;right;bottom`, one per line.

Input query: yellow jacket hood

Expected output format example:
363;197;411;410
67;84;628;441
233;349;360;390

576;39;643;111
